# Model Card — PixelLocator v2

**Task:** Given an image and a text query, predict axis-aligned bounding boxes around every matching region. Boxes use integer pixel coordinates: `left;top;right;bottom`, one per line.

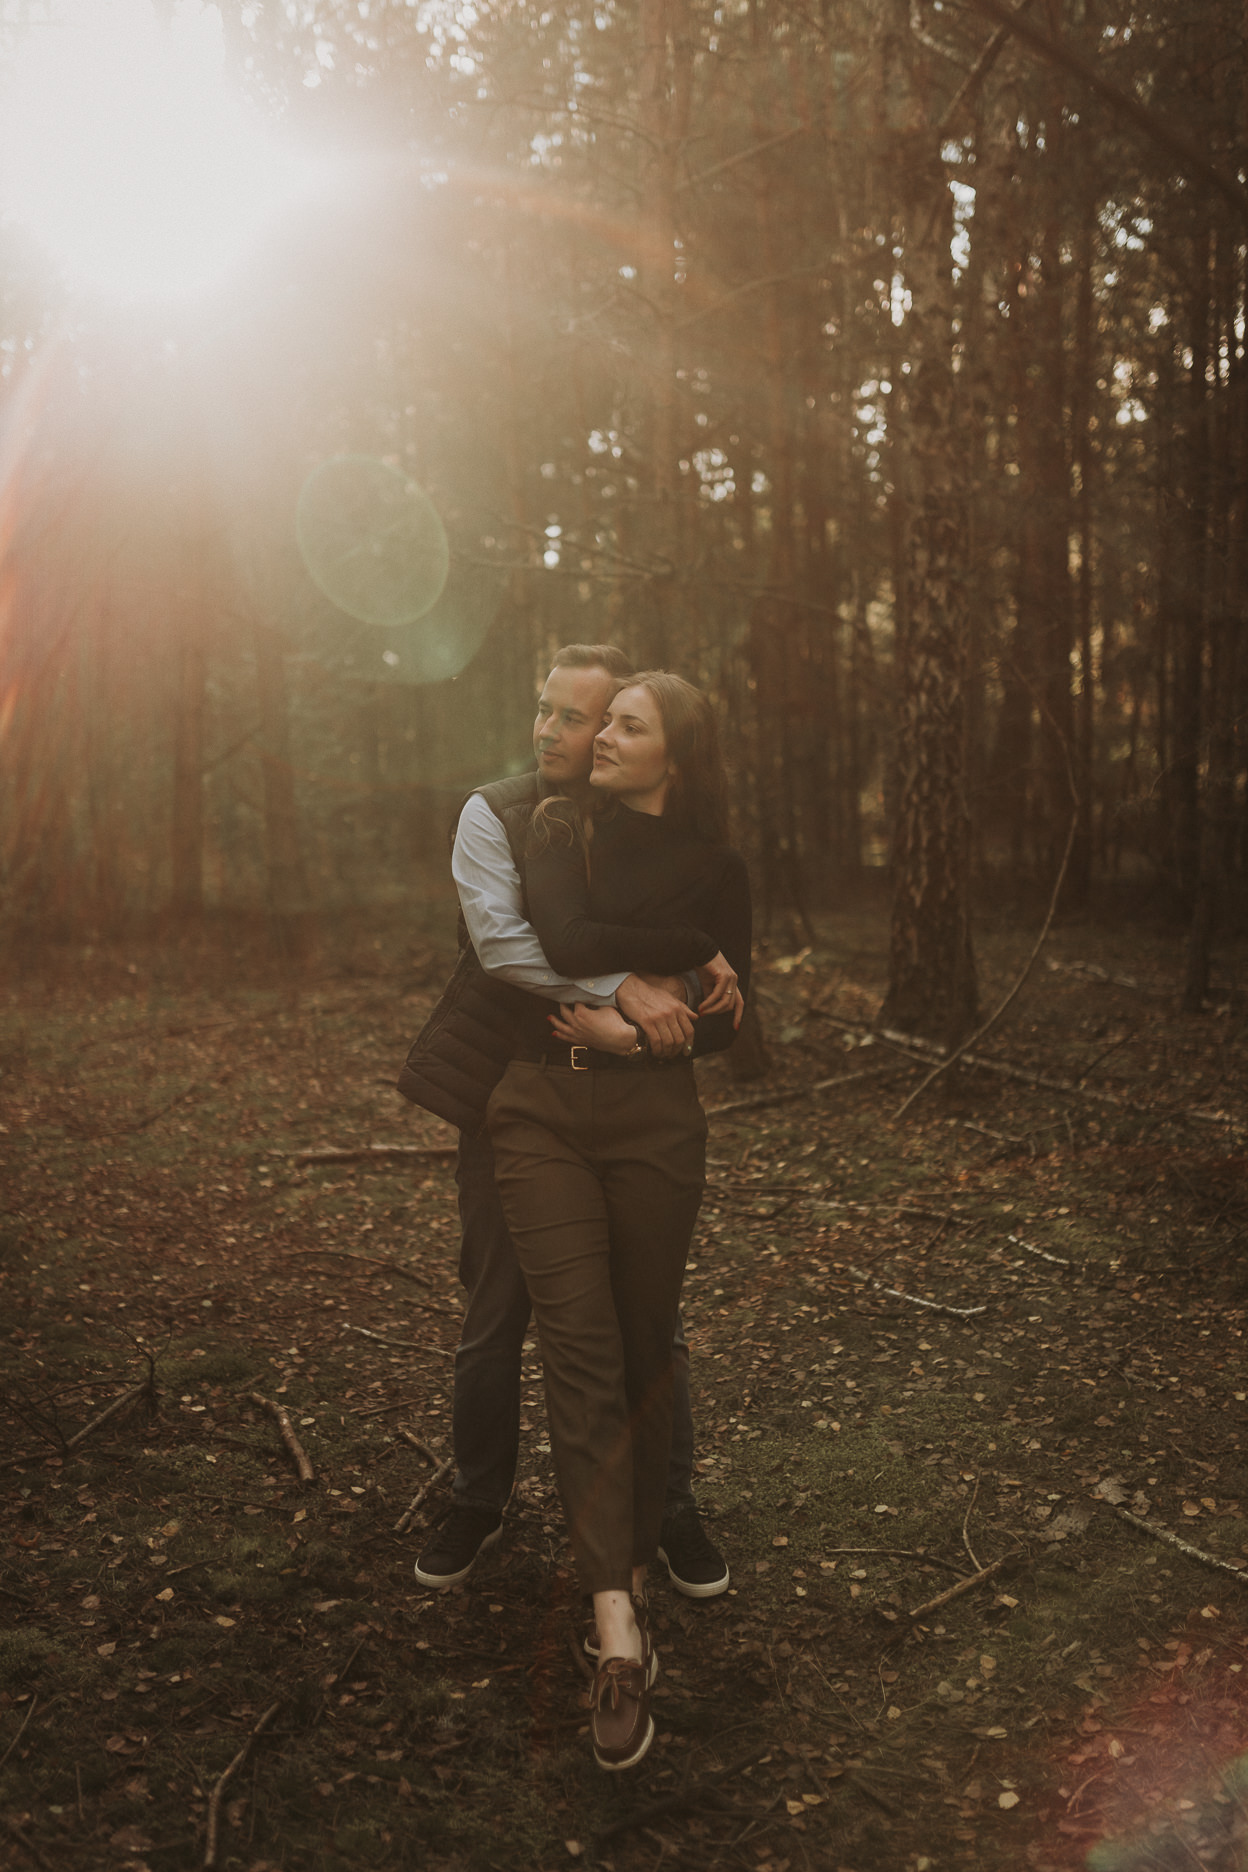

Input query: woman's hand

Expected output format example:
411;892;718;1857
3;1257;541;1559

548;1003;639;1056
697;952;744;1027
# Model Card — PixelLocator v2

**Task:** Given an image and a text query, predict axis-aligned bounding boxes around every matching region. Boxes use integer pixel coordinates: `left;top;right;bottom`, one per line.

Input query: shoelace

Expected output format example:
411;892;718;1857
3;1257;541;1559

594;1656;644;1708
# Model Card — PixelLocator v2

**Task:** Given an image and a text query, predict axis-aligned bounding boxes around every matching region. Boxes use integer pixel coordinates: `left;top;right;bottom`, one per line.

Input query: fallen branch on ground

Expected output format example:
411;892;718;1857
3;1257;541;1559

962;1474;983;1573
1113;1509;1248;1584
394;1452;455;1534
247;1394;315;1484
806;1198;973;1227
395;1429;444;1468
350;1395;427;1418
848;1267;986;1320
1045;958;1161;996
0;1696;37;1775
203;1702;281;1869
270;1143;457;1165
349;1325;451;1356
908;1551;1021;1622
894;792;1078;1120
90;1081;211;1137
3;1814;54;1871
310;1638;369;1727
65;1377;157;1452
705;1060;907;1118
826;1014;1247;1135
280;1247;433;1289
594;1743;772;1843
1008;1231;1077;1270
822;1548;969;1577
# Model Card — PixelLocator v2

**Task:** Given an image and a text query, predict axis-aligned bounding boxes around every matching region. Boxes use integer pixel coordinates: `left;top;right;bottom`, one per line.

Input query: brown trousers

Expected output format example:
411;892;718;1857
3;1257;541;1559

485;1059;707;1595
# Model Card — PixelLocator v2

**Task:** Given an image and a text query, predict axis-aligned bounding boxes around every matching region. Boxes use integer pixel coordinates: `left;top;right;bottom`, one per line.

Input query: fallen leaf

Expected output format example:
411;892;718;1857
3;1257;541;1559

998;1791;1020;1810
214;1616;236;1629
97;1642;117;1658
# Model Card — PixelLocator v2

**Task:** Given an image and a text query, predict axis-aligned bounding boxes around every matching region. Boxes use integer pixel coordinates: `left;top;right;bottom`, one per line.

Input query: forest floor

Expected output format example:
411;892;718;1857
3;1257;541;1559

2;896;1248;1872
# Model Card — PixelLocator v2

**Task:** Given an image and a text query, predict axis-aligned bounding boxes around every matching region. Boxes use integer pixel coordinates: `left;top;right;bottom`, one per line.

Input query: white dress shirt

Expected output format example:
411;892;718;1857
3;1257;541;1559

451;792;625;1005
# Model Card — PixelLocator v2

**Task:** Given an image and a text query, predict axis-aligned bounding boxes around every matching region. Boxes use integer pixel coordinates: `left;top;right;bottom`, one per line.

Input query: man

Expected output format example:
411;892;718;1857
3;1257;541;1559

398;643;728;1599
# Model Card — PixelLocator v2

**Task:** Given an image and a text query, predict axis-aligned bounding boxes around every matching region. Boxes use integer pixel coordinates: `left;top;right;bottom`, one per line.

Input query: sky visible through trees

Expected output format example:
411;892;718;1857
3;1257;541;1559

0;0;1245;1030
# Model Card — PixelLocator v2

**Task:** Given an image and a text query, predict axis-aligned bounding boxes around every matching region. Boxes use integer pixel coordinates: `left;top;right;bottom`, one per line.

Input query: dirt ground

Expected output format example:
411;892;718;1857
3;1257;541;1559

2;899;1247;1872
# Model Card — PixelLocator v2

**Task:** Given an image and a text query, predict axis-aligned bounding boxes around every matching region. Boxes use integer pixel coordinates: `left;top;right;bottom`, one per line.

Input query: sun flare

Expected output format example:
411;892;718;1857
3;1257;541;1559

0;0;315;303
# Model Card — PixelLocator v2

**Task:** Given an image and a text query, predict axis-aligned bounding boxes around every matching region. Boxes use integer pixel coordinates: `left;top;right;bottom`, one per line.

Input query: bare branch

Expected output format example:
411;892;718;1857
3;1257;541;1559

247;1394;314;1485
65;1378;157;1453
958;0;1248;224
894;797;1078;1120
908;1551;1021;1620
1114;1509;1248;1585
203;1702;281;1869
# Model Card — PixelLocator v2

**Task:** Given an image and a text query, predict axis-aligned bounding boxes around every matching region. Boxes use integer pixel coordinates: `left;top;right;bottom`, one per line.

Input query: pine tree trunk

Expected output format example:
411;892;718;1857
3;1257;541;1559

879;138;978;1047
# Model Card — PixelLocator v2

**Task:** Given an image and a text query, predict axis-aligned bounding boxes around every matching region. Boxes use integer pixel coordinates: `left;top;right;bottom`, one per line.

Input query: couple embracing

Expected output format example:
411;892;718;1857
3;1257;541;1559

400;643;751;1770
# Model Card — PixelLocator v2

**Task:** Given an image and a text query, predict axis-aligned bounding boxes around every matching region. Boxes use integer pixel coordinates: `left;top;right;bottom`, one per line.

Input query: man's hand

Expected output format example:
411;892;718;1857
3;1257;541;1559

617;973;696;1059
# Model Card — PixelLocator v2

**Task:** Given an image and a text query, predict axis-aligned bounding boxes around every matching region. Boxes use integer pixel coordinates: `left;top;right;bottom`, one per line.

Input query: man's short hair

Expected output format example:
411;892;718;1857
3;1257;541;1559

551;642;633;679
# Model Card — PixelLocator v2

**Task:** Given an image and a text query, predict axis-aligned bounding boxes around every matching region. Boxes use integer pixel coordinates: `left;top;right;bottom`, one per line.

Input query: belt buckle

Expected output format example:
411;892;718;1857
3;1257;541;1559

570;1044;589;1072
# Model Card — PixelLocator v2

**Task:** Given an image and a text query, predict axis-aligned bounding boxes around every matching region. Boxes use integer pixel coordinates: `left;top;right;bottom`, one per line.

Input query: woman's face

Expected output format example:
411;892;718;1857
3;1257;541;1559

591;683;672;814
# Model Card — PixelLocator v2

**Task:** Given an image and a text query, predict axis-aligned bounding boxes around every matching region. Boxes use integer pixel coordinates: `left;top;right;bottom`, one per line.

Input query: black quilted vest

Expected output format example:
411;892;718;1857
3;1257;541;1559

396;772;542;1135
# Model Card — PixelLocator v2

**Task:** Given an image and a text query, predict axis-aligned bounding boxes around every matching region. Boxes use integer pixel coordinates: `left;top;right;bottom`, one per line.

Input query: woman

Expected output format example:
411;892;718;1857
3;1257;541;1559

485;671;751;1771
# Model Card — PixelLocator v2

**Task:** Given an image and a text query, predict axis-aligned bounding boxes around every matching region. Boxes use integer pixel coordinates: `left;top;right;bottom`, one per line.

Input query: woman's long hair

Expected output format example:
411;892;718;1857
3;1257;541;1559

528;669;729;853
623;670;730;844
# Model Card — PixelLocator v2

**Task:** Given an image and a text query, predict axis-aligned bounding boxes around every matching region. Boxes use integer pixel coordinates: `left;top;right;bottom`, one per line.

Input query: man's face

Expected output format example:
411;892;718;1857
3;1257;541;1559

533;664;617;787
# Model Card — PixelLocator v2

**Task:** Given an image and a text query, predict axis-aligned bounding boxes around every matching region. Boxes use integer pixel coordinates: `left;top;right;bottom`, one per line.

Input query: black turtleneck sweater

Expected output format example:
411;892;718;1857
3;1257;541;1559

520;800;752;1059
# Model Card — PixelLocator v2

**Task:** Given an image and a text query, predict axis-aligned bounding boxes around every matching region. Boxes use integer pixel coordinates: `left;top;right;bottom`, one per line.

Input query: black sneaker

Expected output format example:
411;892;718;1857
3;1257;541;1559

413;1506;503;1587
657;1505;729;1599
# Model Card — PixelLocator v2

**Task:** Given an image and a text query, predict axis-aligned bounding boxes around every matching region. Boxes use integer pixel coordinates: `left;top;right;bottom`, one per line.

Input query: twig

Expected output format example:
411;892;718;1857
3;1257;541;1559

962;1475;982;1573
247;1394;315;1485
395;1429;443;1467
65;1378;156;1452
349;1325;449;1355
282;1248;433;1289
705;1061;906;1118
594;1743;771;1842
87;1081;210;1138
1113;1509;1248;1585
3;1815;54;1871
1008;1231;1075;1270
960;1120;1024;1147
908;1552;1021;1621
203;1702;280;1869
0;1696;37;1773
349;1396;428;1418
848;1267;986;1319
821;1548;969;1577
394;1455;455;1534
271;1144;457;1165
894;795;1078;1121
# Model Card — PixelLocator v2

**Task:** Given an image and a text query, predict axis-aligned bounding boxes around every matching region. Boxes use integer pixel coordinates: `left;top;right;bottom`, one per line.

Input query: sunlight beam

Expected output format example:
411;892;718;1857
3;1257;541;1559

0;1;317;304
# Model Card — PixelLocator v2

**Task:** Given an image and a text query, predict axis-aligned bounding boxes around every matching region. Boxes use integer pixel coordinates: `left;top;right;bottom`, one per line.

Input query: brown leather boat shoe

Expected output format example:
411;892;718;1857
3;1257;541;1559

590;1602;658;1771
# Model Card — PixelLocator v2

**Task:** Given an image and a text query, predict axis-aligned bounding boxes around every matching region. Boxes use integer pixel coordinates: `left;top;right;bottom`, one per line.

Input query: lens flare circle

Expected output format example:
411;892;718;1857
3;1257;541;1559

297;457;451;627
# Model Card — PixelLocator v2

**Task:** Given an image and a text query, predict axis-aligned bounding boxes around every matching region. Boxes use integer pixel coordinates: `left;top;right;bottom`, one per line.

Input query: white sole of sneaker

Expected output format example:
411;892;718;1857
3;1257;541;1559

657;1545;730;1599
413;1523;502;1588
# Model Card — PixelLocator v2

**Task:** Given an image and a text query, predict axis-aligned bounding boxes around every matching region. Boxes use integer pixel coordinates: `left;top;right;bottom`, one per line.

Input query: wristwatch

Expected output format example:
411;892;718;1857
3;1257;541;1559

624;1021;648;1057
